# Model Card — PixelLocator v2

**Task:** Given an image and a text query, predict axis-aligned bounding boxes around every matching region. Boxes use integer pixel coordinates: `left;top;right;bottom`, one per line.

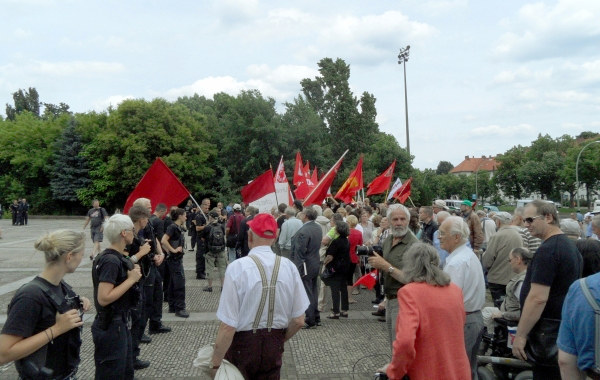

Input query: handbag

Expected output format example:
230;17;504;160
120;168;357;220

524;318;561;367
320;266;335;285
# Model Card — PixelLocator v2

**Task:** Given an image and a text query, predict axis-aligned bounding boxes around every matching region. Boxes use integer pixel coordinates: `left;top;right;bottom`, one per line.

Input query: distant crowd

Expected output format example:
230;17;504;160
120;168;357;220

2;196;600;380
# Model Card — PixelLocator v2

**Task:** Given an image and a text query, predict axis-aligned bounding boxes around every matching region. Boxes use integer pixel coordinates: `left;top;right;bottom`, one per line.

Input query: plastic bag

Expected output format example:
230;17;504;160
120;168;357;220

193;344;244;380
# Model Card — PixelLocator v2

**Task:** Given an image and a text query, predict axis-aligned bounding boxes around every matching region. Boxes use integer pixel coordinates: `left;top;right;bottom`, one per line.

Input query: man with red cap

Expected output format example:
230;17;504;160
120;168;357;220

209;213;309;379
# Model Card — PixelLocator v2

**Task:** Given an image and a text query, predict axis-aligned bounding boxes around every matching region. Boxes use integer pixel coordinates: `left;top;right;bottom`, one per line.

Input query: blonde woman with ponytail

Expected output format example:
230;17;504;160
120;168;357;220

0;230;90;379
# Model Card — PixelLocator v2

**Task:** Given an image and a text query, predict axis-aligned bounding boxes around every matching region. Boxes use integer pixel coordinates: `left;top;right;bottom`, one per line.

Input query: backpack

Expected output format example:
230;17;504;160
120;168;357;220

208;224;225;253
579;278;600;379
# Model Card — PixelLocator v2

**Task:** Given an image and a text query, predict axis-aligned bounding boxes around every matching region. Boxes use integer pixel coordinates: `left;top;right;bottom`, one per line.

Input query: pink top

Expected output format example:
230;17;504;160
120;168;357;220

387;282;471;380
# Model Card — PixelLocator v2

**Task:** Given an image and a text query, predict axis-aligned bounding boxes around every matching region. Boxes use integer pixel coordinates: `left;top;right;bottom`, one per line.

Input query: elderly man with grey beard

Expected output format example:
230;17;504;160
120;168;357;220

368;204;418;349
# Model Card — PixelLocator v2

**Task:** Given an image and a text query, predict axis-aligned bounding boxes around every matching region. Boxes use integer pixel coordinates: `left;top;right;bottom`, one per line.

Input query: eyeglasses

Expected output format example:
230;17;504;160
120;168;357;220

524;215;542;224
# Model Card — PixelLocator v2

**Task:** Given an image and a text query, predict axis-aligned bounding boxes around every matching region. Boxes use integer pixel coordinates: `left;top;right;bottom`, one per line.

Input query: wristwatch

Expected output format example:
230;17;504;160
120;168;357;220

388;266;394;274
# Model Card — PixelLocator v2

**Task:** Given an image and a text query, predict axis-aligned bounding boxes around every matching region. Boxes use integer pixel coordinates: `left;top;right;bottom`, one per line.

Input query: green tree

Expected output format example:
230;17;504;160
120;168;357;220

0;112;66;213
518;151;564;199
494;146;527;199
436;161;454;175
301;58;380;160
50;118;91;206
81;98;215;209
5;87;40;120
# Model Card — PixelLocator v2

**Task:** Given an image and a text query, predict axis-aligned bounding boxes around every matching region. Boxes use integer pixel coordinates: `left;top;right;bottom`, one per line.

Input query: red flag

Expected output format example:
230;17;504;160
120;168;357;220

293;151;304;187
242;169;277;213
123;158;190;214
335;156;363;203
392;177;412;204
353;270;378;290
367;160;396;196
303;161;311;179
311;167;318;185
274;156;294;205
303;150;348;206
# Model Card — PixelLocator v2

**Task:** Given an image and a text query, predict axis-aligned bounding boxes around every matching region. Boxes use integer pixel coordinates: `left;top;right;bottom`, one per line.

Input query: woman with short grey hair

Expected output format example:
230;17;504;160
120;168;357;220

382;242;470;380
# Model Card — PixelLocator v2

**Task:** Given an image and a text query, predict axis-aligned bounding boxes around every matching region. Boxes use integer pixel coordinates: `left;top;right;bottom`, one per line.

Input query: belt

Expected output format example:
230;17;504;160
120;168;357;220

466;310;481;315
236;328;285;336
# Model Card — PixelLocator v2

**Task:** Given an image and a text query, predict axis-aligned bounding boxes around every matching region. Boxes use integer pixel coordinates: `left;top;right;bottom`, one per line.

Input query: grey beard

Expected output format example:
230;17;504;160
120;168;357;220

391;225;408;238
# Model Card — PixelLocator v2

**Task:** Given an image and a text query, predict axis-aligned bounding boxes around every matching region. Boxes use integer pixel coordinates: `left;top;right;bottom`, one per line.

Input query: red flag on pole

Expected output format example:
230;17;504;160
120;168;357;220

303;150;348;206
123;158;190;214
353;270;378;290
303;161;311;179
274;156;294;205
311;167;318;185
293;151;304;187
242;169;278;213
392;177;413;204
367;160;396;196
334;156;363;203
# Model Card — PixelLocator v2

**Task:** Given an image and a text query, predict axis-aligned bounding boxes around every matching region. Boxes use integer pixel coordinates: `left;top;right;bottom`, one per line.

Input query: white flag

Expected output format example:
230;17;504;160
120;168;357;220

387;178;403;201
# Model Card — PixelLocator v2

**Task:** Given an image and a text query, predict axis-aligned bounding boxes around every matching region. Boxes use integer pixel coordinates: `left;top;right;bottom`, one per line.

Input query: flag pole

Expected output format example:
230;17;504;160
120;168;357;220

189;194;201;208
303;149;349;206
408;196;416;208
271;162;280;206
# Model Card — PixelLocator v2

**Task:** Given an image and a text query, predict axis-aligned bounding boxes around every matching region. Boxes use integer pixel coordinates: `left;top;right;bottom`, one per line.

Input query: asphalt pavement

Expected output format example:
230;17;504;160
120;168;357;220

0;218;390;379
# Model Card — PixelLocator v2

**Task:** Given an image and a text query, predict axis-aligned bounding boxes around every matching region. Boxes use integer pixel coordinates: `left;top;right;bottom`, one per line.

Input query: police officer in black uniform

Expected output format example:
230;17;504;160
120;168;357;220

19;198;30;225
10;199;19;225
161;208;189;318
92;214;145;379
126;205;153;370
146;203;171;334
0;230;90;379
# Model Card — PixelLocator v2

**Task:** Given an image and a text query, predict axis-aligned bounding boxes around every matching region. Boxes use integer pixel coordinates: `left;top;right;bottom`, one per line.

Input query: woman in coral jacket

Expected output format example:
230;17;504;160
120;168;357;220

383;243;470;380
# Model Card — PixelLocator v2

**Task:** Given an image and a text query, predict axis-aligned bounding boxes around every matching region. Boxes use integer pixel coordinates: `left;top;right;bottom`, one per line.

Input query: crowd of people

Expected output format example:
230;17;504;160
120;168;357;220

9;198;30;226
2;195;600;379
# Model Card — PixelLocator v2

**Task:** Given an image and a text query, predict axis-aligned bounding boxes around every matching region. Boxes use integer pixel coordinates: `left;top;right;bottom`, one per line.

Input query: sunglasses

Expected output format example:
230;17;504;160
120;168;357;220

524;215;542;224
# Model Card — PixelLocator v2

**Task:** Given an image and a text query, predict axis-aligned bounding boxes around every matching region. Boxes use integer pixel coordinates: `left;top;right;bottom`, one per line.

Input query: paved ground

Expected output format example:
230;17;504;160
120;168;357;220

0;218;390;379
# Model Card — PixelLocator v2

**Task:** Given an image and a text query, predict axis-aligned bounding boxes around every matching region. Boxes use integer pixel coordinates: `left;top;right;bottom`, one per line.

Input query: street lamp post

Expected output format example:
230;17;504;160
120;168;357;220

575;140;600;209
398;45;410;156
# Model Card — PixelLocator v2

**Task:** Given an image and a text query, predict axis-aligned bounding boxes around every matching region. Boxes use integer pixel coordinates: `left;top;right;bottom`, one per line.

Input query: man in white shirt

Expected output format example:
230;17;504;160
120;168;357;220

440;216;486;380
210;213;309;379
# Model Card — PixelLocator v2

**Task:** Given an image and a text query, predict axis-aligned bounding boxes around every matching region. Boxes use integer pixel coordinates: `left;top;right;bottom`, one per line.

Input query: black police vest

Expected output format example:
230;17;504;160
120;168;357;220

92;249;140;315
11;278;82;380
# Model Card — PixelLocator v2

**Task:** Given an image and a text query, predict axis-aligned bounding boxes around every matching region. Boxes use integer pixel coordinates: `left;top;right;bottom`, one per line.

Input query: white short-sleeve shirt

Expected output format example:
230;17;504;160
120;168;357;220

216;245;310;331
444;243;486;312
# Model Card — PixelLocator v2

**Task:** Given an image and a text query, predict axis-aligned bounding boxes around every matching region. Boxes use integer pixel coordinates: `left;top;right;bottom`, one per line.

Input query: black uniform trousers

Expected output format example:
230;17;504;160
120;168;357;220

167;257;186;312
144;265;164;329
130;278;145;360
196;241;206;277
92;314;134;380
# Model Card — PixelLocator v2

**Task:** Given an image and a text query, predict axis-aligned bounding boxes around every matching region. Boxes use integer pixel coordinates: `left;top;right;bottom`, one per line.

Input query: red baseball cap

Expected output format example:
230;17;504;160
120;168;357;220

247;213;278;239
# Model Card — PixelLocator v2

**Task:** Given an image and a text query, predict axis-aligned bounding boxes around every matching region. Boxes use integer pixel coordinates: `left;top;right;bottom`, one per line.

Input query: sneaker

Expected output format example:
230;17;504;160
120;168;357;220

149;324;172;334
175;309;190;318
133;359;150;370
203;286;213;292
196;274;206;280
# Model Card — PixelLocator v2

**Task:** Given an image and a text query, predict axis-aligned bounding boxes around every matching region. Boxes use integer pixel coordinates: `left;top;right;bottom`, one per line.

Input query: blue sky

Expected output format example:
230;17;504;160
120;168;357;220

1;0;599;170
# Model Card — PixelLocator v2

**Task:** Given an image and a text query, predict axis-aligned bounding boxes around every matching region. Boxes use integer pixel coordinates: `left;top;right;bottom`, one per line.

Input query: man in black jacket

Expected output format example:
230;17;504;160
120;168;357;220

291;206;323;328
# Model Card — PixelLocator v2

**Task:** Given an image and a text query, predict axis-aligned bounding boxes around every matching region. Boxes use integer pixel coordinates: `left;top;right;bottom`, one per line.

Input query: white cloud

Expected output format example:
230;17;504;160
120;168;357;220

164;64;317;103
470;123;536;137
13;28;32;38
92;94;135;112
30;60;125;76
492;0;600;61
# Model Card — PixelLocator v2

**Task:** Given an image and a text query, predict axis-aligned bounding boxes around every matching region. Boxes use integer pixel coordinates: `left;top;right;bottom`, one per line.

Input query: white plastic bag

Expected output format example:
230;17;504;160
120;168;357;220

193;344;244;380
